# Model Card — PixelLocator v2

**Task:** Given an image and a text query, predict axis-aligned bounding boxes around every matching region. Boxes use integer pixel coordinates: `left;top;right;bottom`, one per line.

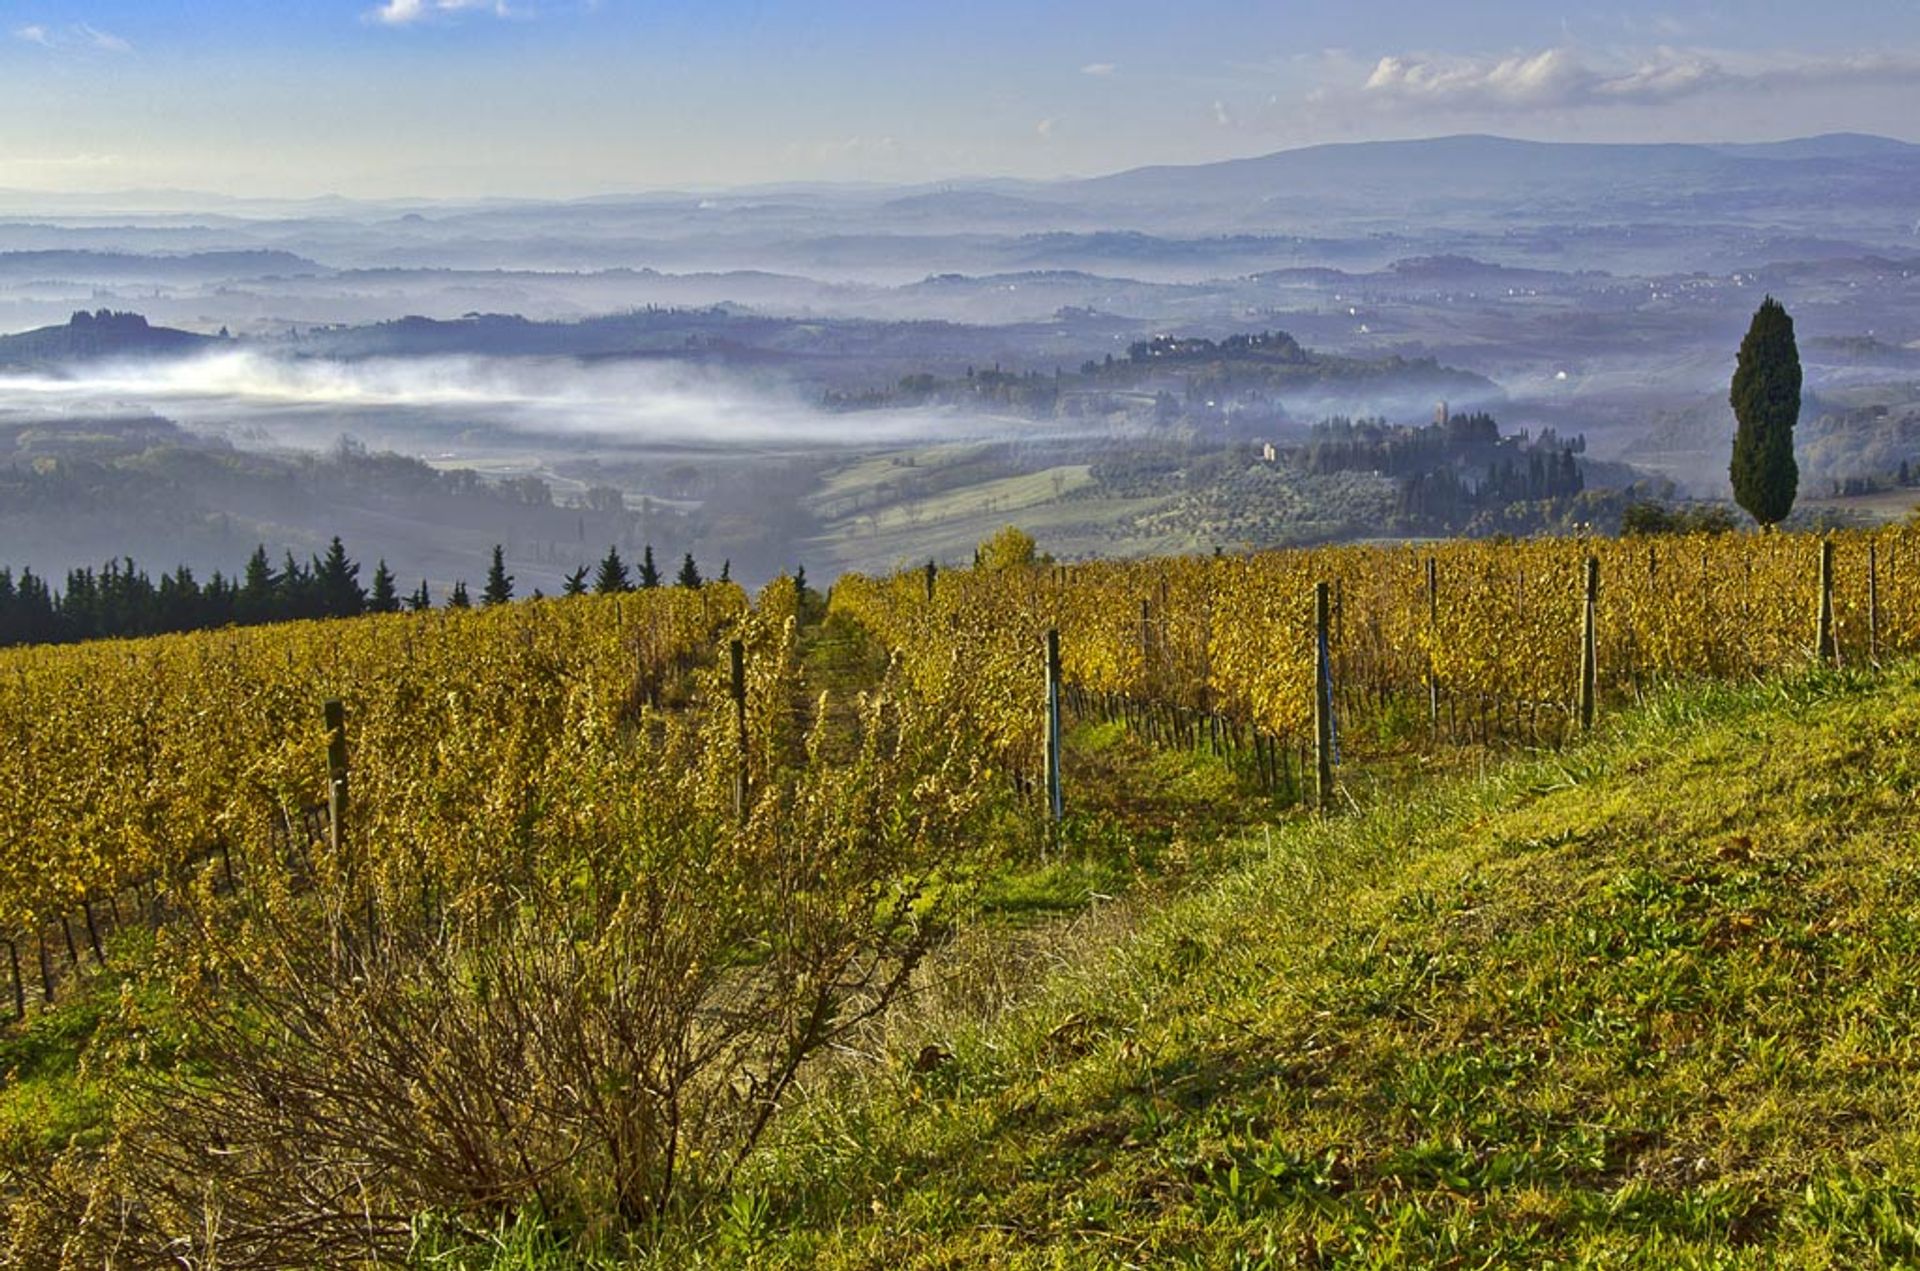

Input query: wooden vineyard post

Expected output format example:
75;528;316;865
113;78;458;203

80;900;103;964
1313;582;1334;811
730;639;749;822
325;699;349;861
1579;556;1599;734
1817;539;1836;666
1045;628;1064;824
4;939;21;1022
1139;599;1152;677
1869;541;1881;667
323;698;373;956
924;558;937;604
1425;556;1439;734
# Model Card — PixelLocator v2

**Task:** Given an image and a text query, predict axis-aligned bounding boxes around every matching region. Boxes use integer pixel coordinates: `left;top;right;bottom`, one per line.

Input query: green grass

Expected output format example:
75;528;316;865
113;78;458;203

0;992;111;1154
603;663;1920;1267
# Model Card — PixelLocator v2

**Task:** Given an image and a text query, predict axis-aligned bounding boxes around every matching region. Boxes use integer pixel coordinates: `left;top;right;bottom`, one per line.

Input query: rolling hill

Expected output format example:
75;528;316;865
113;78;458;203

0;310;222;368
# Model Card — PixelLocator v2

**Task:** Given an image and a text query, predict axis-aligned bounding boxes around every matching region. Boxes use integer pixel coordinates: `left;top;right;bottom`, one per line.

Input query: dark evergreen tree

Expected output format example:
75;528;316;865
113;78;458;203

676;552;702;588
281;551;321;620
238;544;277;623
409;580;432;612
719;559;731;583
369;560;399;614
448;580;471;609
1729;296;1802;528
594;546;630;594
638;544;661;589
155;565;199;633
202;570;236;628
483;544;514;607
562;565;589;597
316;537;365;618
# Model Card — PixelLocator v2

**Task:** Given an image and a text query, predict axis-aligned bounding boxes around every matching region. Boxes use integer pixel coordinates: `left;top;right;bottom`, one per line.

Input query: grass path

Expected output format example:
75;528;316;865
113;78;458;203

689;665;1920;1267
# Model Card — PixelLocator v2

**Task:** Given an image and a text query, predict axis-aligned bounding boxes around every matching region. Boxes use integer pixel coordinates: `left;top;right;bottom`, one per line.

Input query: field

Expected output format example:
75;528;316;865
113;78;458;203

5;525;1920;1265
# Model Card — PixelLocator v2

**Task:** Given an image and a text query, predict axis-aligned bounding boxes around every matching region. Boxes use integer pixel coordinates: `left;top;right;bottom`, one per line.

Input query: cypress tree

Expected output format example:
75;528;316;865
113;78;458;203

638;544;661;589
676;552;702;589
448;580;471;609
483;544;514;607
409;580;432;611
1729;296;1801;528
594;546;630;594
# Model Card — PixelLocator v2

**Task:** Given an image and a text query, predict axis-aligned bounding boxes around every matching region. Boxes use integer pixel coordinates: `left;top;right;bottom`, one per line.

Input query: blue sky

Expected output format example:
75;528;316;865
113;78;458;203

2;1;1917;197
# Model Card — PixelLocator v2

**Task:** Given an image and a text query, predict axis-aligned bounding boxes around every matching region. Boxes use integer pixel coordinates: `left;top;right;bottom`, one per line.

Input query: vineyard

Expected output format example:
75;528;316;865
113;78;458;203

3;527;1910;999
2;523;1916;1262
841;526;1906;785
0;584;746;941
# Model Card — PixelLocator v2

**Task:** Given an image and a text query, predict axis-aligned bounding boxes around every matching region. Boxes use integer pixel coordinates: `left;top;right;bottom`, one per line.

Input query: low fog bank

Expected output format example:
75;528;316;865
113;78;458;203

0;349;1120;599
0;350;1057;455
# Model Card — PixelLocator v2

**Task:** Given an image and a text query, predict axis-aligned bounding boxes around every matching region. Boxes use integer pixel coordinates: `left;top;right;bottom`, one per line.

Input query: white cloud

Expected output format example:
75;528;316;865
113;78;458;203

1352;45;1920;113
0;151;121;169
1035;117;1056;138
75;23;130;53
1080;62;1116;77
12;22;129;52
366;0;516;27
1212;99;1232;127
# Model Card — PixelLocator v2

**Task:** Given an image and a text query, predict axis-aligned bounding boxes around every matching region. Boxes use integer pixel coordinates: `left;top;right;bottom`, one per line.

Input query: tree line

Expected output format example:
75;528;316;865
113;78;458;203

0;539;728;649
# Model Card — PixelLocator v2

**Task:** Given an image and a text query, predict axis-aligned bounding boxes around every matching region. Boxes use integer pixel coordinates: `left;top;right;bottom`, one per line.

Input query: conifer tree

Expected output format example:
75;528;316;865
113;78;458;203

676;552;702;588
594;546;630;594
448;580;471;609
483;544;514;607
316;536;365;618
369;560;399;614
1729;296;1802;528
638;544;661;589
408;580;432;611
282;551;320;620
239;545;276;622
562;565;589;597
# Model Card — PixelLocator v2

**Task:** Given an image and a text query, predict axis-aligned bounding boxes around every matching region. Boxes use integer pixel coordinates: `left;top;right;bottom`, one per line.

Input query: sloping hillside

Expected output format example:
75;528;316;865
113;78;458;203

0;310;218;367
708;666;1920;1267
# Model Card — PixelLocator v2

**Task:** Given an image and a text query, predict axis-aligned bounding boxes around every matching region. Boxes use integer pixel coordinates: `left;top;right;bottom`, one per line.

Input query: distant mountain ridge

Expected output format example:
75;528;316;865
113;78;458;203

1049;133;1920;212
0;250;322;281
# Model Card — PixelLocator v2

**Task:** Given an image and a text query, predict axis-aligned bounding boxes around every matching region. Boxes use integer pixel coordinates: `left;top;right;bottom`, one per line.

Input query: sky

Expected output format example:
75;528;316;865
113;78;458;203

1;1;1918;198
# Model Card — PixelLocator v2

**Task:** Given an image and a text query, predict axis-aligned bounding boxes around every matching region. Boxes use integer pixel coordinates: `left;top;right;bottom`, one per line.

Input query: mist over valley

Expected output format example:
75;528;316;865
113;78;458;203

5;133;1920;596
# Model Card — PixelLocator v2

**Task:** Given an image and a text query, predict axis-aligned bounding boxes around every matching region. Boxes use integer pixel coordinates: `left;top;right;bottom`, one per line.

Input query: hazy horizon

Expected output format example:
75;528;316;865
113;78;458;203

2;1;1918;200
4;126;1920;210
